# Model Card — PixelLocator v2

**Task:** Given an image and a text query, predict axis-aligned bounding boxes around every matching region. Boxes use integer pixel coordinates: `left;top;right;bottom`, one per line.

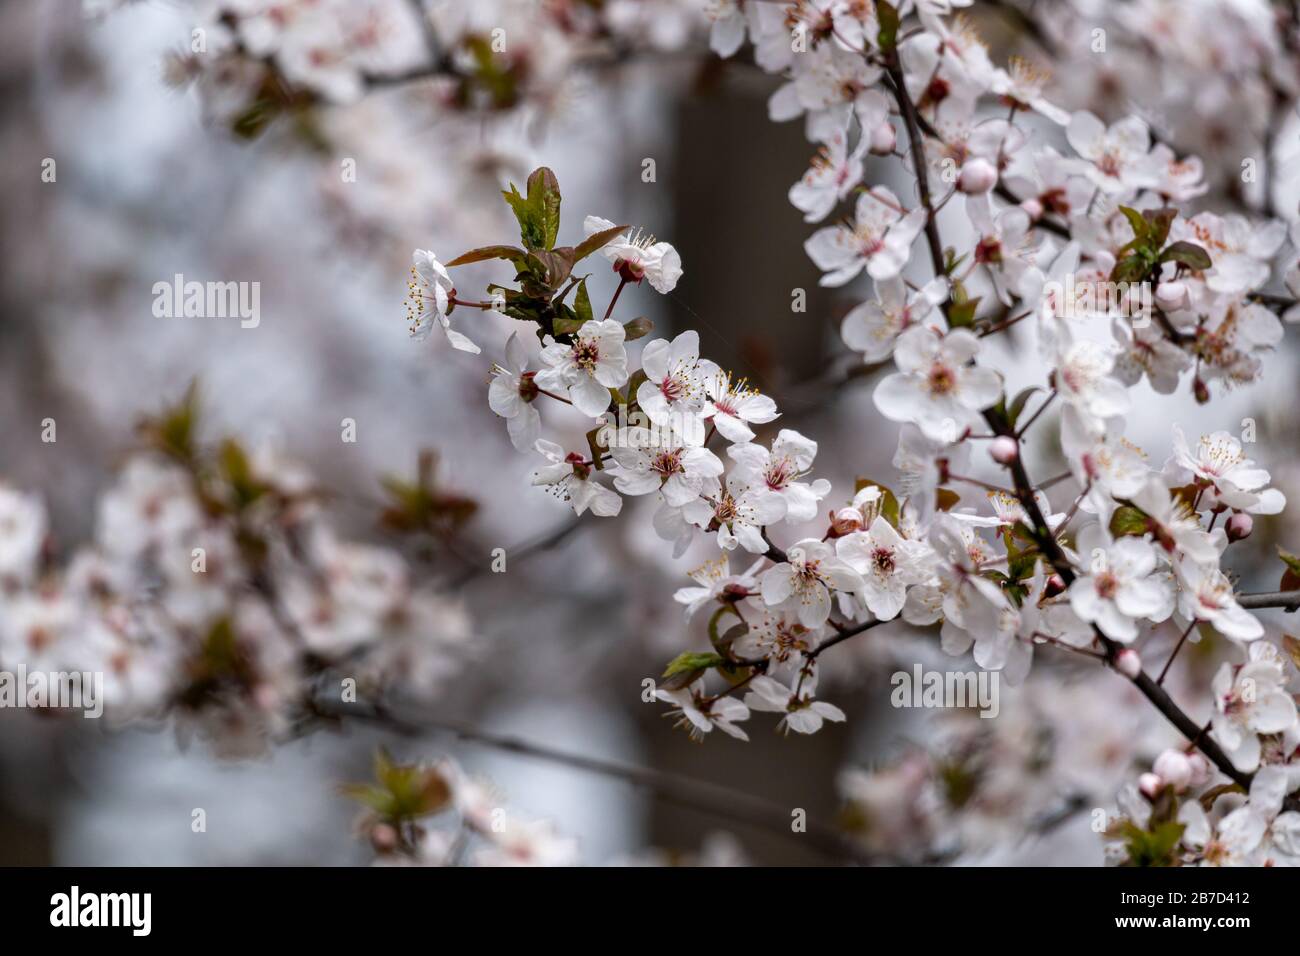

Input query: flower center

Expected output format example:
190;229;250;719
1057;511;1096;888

927;362;957;395
572;339;601;372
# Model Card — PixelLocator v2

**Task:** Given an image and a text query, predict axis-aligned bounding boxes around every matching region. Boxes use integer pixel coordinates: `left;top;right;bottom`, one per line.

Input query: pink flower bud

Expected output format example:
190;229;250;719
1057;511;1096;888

1114;648;1142;679
989;436;1019;465
830;507;864;536
869;120;897;155
1020;198;1044;220
370;822;399;853
1045;573;1066;598
1153;749;1193;792
1193;377;1210;405
1187;753;1211;787
958;158;998;195
1226;512;1253;543
1138;772;1164;799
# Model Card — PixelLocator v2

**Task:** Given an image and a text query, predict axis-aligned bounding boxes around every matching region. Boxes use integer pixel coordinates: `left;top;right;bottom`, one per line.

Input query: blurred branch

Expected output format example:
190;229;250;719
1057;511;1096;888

307;700;872;864
1236;590;1300;612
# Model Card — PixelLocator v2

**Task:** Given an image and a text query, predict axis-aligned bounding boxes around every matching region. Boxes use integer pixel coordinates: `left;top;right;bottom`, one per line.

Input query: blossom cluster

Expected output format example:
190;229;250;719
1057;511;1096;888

0;389;472;756
78;0;1300;865
404;2;1300;864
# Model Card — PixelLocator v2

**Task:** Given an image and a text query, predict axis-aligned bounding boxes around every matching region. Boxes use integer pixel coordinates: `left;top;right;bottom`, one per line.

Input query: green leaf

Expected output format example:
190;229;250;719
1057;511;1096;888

552;310;585;336
622;317;653;341
1109;505;1151;538
1118;206;1149;244
528;248;576;289
573;278;594;325
218;438;266;509
444;244;528;268
875;0;900;50
585;425;607;470
137;381;202;466
1006;386;1041;428
1120;819;1185;867
1159;240;1212;271
1143;207;1176;248
573;224;627;262
502;167;563;251
663;651;725;678
1279;547;1300;590
342;748;453;823
660;650;726;690
1110;253;1152;284
527;166;562;250
947;296;981;329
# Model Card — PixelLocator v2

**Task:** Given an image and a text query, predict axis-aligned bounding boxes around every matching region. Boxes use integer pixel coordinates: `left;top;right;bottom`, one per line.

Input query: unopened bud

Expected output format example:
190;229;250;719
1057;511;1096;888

370;822;399;853
1193;377;1210;405
989;435;1019;465
1226;512;1253;542
830;507;864;536
869;120;897;155
958;158;998;195
1045;573;1066;598
1114;648;1142;679
1020;198;1043;220
1187;753;1211;787
1138;772;1164;799
1153;748;1193;792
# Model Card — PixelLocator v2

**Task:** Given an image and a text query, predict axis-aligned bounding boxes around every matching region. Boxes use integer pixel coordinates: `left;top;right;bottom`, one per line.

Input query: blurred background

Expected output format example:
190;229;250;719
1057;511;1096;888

1;0;1299;865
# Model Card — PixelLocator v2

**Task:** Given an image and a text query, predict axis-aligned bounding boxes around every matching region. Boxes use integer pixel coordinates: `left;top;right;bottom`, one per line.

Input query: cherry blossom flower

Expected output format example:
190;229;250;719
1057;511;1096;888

655;687;750;741
608;430;725;507
873;325;1003;442
840;276;948;363
965;195;1039;304
701;369;779;444
760;539;864;628
804;188;926;285
731;608;819;673
1052;338;1131;425
635;330;713;436
1163;426;1285;515
406;250;480;354
1172;555;1263;642
769;42;885;141
727;429;831;523
1171;212;1287;296
1065;112;1158;194
1211;651;1298;773
1067;525;1171;643
534;318;628;416
788;125;870;223
744;673;846;735
835;516;933;621
673;554;762;620
584;216;682;293
699;471;786;554
990;58;1069;124
488;333;541;452
531;440;622;517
